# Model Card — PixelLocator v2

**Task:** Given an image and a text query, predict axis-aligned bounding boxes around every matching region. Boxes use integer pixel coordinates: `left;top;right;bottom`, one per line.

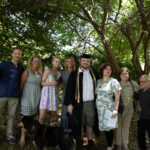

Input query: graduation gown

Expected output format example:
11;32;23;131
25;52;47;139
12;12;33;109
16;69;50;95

64;68;97;135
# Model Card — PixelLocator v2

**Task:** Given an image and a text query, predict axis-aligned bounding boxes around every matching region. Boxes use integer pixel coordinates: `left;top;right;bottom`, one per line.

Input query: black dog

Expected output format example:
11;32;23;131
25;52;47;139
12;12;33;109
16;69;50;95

18;116;76;150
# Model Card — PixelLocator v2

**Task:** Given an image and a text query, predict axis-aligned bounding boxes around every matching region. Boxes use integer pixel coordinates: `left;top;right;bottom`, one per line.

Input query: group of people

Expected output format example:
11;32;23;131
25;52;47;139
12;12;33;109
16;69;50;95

0;47;150;150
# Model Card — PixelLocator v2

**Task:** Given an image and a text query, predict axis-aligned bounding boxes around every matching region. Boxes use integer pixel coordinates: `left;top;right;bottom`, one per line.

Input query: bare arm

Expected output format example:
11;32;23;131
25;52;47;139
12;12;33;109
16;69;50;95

111;90;121;118
114;90;121;111
20;70;28;93
41;70;57;86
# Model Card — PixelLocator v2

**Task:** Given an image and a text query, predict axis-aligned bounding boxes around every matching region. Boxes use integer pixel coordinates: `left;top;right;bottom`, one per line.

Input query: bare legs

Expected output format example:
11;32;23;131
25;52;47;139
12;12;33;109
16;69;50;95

39;109;56;125
20;128;26;146
39;109;47;124
86;126;93;140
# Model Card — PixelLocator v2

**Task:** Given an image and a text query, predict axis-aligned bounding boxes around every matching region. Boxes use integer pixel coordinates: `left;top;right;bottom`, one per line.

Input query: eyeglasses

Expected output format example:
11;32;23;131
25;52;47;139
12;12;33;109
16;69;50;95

139;80;147;83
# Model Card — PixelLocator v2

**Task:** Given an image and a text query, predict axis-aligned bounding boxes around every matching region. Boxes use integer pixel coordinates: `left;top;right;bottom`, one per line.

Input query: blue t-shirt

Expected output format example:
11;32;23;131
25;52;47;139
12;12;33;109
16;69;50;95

0;60;24;98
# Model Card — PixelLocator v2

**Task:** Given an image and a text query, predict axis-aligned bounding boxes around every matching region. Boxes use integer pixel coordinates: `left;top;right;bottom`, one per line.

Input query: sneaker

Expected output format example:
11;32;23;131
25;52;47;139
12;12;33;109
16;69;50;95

7;135;16;145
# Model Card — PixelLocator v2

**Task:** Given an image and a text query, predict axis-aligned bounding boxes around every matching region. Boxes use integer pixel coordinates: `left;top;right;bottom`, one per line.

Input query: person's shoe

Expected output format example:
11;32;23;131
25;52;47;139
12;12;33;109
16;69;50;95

86;140;98;150
7;135;16;145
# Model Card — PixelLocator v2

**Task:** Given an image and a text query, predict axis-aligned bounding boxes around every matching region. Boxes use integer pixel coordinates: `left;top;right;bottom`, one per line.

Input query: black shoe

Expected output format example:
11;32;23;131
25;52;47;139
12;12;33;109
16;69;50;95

86;140;98;150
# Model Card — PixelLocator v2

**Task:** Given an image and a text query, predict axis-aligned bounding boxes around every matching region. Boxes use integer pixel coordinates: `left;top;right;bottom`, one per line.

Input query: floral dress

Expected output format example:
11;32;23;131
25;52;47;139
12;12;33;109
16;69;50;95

96;78;122;131
39;67;60;111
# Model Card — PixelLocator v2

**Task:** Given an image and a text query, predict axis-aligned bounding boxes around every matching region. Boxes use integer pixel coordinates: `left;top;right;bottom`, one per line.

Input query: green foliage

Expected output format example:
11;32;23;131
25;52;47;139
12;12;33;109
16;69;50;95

0;0;150;75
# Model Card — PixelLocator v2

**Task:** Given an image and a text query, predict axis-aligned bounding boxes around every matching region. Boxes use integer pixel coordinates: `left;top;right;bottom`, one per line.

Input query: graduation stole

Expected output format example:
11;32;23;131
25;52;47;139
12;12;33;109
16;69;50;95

77;70;96;103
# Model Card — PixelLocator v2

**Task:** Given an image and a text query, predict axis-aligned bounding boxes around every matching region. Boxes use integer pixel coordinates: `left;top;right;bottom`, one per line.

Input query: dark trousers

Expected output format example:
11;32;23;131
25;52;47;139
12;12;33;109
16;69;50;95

104;130;113;147
137;119;150;150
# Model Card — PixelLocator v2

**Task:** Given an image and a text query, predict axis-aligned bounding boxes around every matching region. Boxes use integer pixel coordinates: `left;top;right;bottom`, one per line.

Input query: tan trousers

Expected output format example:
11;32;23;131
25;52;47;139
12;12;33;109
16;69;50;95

0;98;19;136
114;115;132;148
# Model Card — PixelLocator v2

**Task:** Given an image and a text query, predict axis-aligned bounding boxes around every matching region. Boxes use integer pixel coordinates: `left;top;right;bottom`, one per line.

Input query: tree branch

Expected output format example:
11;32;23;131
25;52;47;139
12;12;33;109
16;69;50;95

114;0;122;22
48;4;90;22
102;0;110;32
64;14;106;56
133;31;145;61
135;0;149;32
143;32;150;73
89;0;95;14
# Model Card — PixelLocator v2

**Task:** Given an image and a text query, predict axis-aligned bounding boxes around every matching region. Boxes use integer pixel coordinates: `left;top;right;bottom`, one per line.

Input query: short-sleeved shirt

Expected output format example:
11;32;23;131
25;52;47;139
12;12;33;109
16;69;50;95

96;78;122;131
0;60;24;98
120;80;139;117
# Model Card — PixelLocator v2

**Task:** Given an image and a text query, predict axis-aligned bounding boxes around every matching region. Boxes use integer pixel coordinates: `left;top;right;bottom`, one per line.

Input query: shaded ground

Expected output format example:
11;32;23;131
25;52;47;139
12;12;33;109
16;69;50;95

0;109;150;150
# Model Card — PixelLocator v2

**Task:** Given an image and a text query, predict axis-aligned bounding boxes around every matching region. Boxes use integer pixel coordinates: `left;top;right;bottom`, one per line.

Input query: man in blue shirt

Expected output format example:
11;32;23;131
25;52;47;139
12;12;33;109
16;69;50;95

0;47;24;144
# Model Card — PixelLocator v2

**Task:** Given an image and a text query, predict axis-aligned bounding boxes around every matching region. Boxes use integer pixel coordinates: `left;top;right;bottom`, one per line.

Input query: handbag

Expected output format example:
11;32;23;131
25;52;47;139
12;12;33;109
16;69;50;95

113;94;124;114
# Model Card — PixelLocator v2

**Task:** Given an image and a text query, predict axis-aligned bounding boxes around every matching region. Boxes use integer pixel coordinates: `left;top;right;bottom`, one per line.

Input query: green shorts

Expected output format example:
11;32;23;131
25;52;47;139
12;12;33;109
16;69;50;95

82;100;95;128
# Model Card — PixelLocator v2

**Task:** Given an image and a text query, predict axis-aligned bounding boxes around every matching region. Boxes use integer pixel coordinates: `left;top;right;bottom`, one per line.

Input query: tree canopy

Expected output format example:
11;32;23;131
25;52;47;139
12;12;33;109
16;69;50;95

0;0;150;77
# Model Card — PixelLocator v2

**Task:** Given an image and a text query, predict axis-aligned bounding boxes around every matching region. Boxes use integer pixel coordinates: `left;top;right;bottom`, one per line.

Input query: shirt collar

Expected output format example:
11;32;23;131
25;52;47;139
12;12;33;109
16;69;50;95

78;67;89;73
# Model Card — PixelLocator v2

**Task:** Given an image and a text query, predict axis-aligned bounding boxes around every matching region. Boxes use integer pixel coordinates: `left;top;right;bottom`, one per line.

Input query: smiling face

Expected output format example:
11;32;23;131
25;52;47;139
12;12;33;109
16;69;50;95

120;70;129;82
65;58;74;69
31;57;41;69
103;66;112;77
52;58;61;69
139;76;150;90
80;58;91;70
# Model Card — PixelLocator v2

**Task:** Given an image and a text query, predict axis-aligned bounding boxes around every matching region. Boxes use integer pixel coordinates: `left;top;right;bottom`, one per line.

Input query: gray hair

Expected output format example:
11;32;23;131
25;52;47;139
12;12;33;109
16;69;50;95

140;74;150;81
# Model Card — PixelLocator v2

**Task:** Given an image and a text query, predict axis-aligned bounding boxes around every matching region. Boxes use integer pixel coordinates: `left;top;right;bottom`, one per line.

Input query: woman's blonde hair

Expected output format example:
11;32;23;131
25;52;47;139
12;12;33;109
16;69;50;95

52;56;61;62
65;56;75;70
28;56;42;73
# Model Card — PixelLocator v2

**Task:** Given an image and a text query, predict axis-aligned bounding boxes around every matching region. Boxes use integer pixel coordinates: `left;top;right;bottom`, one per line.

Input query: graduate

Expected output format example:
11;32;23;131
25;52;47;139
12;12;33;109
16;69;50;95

64;54;98;150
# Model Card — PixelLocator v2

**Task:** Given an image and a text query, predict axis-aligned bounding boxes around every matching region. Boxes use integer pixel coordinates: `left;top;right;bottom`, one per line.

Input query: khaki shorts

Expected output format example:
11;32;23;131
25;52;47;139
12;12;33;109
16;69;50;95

82;100;95;127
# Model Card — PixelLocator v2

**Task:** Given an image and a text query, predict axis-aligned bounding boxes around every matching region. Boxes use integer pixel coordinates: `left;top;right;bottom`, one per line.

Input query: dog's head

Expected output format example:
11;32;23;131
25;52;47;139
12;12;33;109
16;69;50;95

17;116;39;134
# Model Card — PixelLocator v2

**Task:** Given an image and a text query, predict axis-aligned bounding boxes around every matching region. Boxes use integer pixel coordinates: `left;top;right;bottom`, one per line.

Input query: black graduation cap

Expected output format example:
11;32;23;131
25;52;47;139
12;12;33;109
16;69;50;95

80;53;91;59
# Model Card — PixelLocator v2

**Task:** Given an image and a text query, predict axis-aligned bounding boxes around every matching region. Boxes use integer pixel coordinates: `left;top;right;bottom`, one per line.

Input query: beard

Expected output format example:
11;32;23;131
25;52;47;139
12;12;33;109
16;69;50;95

80;65;90;70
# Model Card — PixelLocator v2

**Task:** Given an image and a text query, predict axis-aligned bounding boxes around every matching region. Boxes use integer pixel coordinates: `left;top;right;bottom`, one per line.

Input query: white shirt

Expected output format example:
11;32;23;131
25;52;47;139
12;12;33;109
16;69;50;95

79;68;94;101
